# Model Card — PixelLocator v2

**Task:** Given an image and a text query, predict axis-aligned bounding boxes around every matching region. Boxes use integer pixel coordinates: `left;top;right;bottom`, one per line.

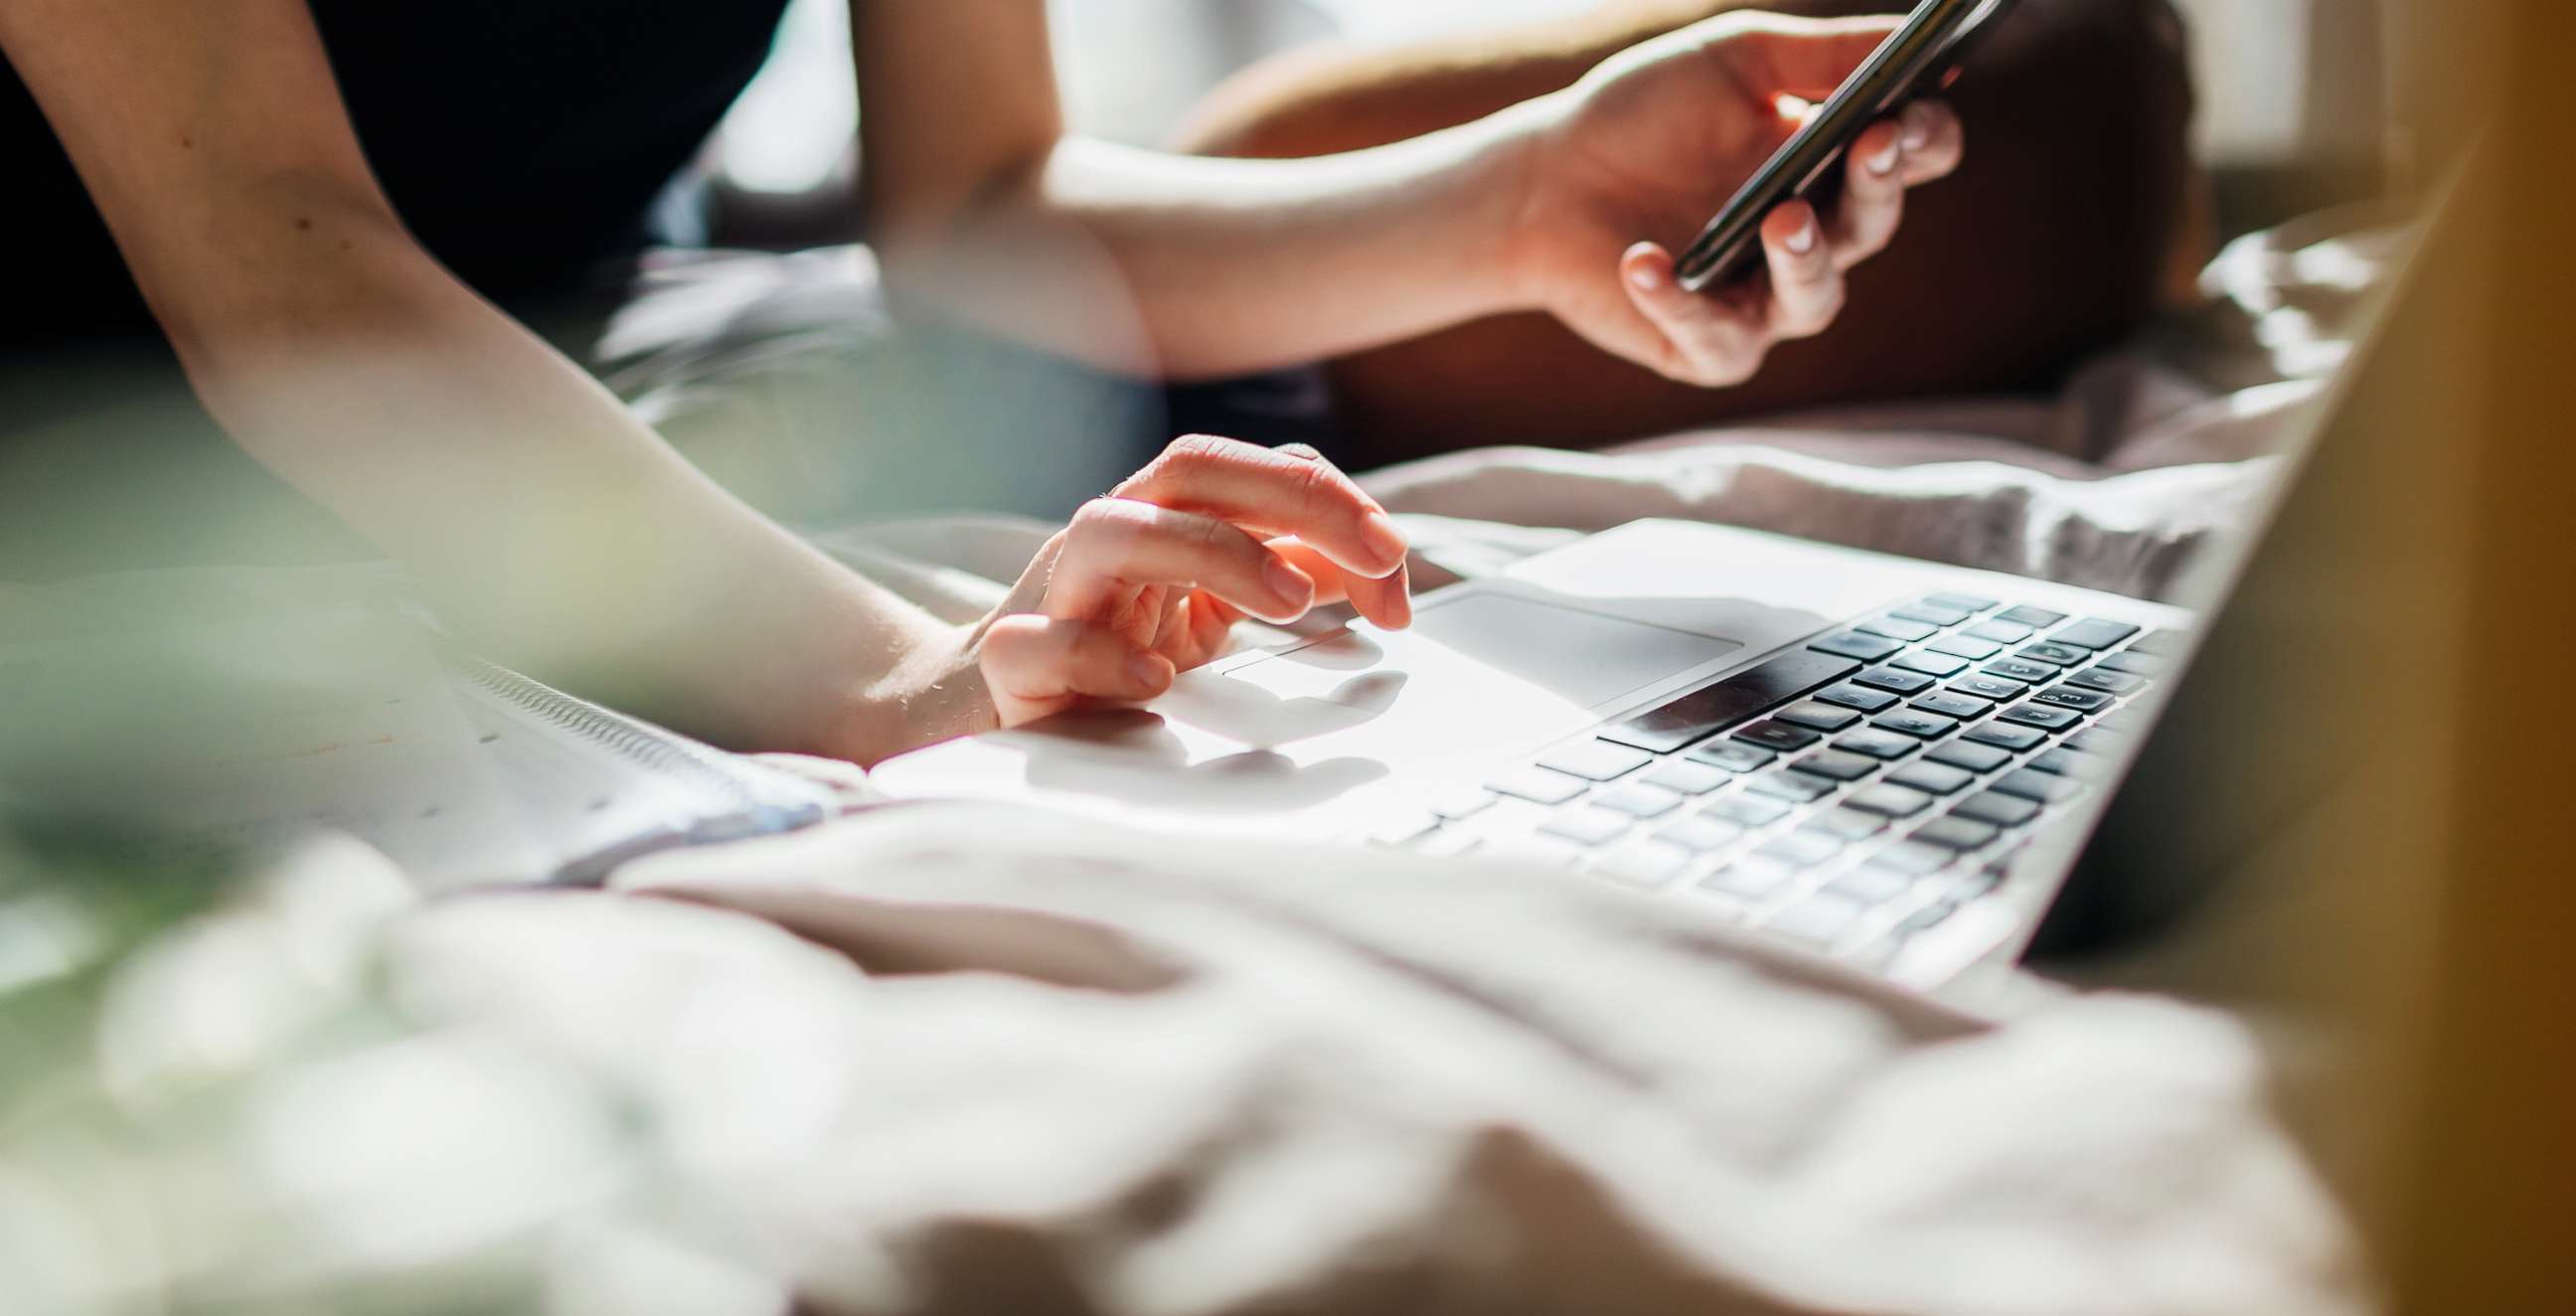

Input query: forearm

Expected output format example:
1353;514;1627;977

168;204;978;758
873;111;1543;380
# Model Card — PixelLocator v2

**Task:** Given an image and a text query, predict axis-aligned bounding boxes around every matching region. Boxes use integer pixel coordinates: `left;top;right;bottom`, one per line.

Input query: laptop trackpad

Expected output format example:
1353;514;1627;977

1395;591;1741;709
1158;591;1741;757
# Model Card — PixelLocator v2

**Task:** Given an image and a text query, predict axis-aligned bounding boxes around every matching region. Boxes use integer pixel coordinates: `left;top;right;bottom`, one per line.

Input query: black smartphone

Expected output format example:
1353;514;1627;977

1674;0;2013;293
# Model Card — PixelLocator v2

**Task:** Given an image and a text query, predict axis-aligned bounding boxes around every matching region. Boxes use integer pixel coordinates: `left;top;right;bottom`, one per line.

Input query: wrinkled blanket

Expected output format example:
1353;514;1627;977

7;816;2359;1313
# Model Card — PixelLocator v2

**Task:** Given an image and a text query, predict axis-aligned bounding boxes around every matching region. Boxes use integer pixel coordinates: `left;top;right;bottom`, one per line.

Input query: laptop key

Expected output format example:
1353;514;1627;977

1927;740;2015;772
1775;701;1863;733
1912;816;2002;852
1537;740;1656;782
2032;687;2116;715
2028;748;2111;781
1758;831;1844;866
1871;711;1961;740
1873;840;1958;876
1834;730;1921;761
1948;675;2029;703
1858;616;1941;643
1926;635;2005;661
1925;591;2001;614
1429;787;1499;820
1891;651;1970;678
1887;762;1975;796
1791;749;1879;783
1847;783;1936;819
1829;866;1916;907
2051;619;2142;651
1595;784;1686;819
1854;667;1938;695
1890;602;1973;628
2064;668;2147;695
1962;724;2048;753
1368;813;1444;847
1995;605;2068;628
1642;759;1733;796
1702;858;1797;900
1816;683;1901;714
1965;620;2036;645
2128;630;2191;657
1896;900;1962;937
1488;767;1588;805
2016;642;2091;667
1998;704;2084;734
1910;694;1991;722
1660;816;1746;852
1992;769;2085;805
1811;632;1906;664
1746;770;1835;804
1805;808;1888;843
1704;793;1792;828
2067;729;2132;757
1601;650;1861;753
1690;741;1779;773
1984;659;2060;685
1593;841;1693;889
2095;650;2168;678
1952;791;2041;829
1540;807;1634;847
1734;721;1823;753
1765;895;1866;947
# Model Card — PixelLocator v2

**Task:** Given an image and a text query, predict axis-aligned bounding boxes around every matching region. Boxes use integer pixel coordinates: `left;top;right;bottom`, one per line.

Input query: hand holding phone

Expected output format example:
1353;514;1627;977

1675;0;2012;293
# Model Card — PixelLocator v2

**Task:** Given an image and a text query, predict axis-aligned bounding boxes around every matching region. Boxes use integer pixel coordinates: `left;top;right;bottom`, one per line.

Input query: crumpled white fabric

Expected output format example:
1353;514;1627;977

358;804;2367;1315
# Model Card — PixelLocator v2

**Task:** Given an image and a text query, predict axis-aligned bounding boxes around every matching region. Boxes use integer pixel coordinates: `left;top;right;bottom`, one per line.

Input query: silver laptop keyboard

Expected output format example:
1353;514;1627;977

1371;592;2182;964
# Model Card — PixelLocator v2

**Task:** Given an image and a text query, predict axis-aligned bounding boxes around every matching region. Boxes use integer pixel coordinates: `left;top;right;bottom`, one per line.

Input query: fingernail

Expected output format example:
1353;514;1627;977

1869;138;1901;176
1129;652;1171;691
1628;260;1666;293
1787;218;1819;255
1264;556;1316;612
1360;512;1409;576
1901;103;1934;151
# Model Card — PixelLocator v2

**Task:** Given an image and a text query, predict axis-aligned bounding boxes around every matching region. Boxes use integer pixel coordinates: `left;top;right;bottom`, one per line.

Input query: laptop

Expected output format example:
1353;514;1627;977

873;199;2431;996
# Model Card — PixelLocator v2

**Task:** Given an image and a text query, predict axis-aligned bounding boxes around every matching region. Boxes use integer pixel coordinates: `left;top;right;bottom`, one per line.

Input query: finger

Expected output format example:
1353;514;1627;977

1827;117;1908;268
1113;435;1407;581
1272;538;1413;631
1620;241;1771;388
1055;497;1318;625
1756;200;1844;340
1265;445;1412;628
1723;15;1906;101
1895;100;1964;185
980;613;1174;724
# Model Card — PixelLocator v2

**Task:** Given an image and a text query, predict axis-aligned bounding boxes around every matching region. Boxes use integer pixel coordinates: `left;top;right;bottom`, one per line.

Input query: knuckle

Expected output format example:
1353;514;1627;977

1286;451;1347;516
1165;433;1241;471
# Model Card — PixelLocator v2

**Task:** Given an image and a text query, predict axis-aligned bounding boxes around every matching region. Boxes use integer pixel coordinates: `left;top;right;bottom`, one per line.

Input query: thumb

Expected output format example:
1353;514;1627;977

1718;14;1905;100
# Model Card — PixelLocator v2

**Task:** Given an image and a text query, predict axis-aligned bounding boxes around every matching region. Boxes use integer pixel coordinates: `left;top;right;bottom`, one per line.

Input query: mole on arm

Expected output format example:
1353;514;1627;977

295;216;313;232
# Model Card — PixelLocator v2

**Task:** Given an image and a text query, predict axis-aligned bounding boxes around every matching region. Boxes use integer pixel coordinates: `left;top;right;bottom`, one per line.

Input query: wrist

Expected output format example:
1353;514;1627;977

836;617;1001;767
1469;91;1574;316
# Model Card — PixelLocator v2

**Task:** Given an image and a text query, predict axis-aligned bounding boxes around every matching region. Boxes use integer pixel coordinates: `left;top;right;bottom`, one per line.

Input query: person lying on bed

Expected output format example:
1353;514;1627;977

0;1;1961;764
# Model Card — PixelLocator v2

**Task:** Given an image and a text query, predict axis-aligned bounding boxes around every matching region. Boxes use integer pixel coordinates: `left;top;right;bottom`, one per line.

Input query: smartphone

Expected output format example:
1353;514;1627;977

1674;0;2013;293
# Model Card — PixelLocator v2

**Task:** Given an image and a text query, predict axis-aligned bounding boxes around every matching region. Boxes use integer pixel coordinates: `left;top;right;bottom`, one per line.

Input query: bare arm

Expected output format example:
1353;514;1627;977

0;0;978;759
852;1;1960;386
852;0;1524;381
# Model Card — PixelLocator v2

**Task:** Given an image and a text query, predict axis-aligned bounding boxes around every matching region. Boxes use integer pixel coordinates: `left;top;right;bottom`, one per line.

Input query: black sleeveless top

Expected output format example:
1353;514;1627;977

1;0;795;350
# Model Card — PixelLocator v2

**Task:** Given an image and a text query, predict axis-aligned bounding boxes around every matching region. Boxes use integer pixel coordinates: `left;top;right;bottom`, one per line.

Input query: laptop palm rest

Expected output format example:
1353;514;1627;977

872;589;1747;827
